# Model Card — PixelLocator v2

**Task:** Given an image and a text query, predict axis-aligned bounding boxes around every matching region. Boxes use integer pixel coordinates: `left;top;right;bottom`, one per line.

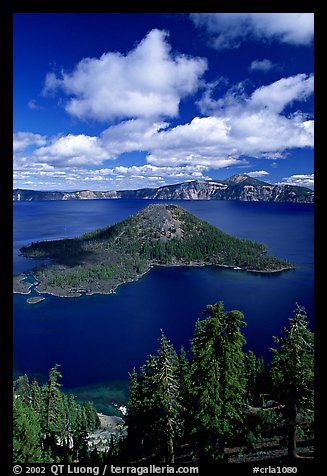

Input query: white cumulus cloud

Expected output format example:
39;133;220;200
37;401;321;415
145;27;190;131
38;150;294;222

190;13;314;49
278;174;314;188
14;67;314;190
249;59;276;73
247;170;270;178
249;74;314;113
18;74;313;175
111;164;211;181
13;132;47;152
42;29;207;121
144;111;313;167
33;134;109;166
199;73;314;115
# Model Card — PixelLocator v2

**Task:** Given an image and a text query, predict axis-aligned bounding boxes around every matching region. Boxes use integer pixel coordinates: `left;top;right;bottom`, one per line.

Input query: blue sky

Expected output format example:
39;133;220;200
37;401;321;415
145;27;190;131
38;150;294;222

13;13;314;191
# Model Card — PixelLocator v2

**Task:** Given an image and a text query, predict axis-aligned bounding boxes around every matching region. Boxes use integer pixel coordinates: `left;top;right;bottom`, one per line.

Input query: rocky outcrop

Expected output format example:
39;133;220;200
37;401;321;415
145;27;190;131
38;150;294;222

150;180;228;200
149;175;314;203
13;175;314;203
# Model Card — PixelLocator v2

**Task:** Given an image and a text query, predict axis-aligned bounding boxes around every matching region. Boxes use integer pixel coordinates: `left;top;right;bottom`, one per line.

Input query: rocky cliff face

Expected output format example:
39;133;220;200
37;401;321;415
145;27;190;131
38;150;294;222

148;175;314;203
62;190;99;200
150;180;228;200
138;176;313;203
13;175;314;203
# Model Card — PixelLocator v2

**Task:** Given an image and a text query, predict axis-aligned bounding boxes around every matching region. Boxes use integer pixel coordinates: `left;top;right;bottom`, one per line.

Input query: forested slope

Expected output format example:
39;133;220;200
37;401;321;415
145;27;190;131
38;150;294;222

17;204;293;297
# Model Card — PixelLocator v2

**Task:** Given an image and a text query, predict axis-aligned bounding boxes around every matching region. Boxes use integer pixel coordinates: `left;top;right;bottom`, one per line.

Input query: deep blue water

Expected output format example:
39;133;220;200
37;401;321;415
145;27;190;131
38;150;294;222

13;199;314;390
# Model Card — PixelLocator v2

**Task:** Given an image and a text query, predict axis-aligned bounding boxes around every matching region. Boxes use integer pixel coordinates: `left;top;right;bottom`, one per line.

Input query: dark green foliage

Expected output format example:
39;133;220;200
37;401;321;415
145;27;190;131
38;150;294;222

269;304;314;457
83;401;101;431
244;350;266;406
155;331;181;463
13;301;314;464
13;398;44;463
124;301;315;463
19;205;293;296
125;301;250;463
124;332;181;463
124;356;160;459
13;374;31;404
242;409;281;451
42;364;65;447
189;302;247;461
13;365;100;463
176;346;192;439
125;301;314;464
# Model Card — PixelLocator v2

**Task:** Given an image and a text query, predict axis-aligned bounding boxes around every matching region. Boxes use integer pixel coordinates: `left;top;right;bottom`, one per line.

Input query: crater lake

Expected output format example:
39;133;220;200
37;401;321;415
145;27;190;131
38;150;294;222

13;199;313;410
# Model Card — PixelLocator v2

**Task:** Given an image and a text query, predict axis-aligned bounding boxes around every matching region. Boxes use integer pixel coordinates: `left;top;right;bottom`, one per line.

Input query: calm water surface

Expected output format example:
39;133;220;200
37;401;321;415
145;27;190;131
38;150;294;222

13;199;314;392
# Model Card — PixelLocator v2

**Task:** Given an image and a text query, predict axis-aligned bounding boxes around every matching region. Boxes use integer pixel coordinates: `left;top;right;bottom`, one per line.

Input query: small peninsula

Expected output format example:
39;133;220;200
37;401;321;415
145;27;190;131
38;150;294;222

14;204;294;298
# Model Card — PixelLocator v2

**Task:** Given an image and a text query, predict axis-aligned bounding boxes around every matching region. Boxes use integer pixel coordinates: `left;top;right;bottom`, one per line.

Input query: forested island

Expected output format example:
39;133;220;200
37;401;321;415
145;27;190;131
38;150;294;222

14;204;293;298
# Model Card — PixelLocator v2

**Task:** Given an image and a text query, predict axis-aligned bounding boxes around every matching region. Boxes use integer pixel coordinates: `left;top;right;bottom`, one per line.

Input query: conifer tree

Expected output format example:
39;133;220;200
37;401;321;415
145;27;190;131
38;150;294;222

41;364;65;450
124;367;141;458
30;379;42;415
125;355;159;458
156;330;180;463
68;394;89;461
176;346;192;439
13;398;43;463
73;405;90;461
13;366;100;463
189;301;247;461
125;332;181;463
13;374;31;404
244;350;265;406
83;401;100;431
269;304;314;458
60;393;73;456
67;394;78;447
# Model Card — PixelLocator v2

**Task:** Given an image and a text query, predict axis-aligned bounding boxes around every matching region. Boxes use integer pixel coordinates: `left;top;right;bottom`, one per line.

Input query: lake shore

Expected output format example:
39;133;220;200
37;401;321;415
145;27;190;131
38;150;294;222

13;275;33;294
13;260;294;299
13;199;313;392
27;296;45;304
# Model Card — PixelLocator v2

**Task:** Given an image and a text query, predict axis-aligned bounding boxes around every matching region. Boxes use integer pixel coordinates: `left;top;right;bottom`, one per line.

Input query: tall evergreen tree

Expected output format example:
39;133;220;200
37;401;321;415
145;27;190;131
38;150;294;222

13;374;31;404
30;379;42;415
125;355;160;459
244;350;265;406
13;398;43;463
83;401;100;431
41;364;66;453
176;346;192;440
189;301;247;461
155;330;180;463
73;405;90;462
269;304;314;458
125;332;181;463
67;395;92;462
123;368;140;459
13;366;100;463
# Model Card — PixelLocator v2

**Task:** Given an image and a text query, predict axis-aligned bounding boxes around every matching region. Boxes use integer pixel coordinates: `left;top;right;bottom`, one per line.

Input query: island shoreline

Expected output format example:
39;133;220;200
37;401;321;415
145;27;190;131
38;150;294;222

13;204;294;299
13;261;294;299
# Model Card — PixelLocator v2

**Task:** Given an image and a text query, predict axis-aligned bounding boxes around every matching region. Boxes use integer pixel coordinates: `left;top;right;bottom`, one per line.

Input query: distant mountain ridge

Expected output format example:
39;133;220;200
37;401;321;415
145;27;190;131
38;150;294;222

13;174;314;203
